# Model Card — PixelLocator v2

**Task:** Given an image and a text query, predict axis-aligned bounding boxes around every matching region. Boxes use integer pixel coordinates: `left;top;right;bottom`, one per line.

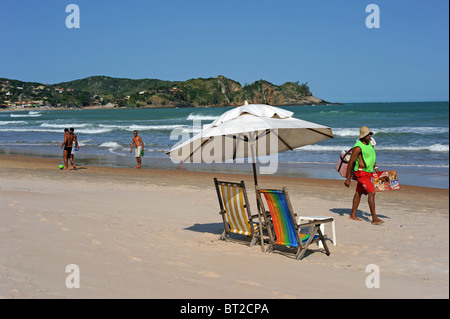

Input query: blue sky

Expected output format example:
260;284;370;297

1;0;448;102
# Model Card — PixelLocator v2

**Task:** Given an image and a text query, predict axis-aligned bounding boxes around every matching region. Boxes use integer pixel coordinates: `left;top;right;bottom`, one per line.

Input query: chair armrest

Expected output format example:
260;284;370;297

298;218;333;228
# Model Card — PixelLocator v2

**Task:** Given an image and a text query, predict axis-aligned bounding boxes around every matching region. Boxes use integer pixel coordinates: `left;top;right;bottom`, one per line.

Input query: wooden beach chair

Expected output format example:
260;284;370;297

255;186;332;260
214;178;264;250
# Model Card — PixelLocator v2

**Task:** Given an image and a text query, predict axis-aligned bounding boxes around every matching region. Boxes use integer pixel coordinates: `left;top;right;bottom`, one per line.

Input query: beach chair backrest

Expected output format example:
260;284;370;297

215;180;252;236
258;189;299;247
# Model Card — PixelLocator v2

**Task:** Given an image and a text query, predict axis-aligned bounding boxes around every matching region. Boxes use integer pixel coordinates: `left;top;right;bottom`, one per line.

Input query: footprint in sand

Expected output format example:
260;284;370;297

235;280;263;288
128;256;142;261
272;291;296;299
34;213;47;221
90;239;101;245
8;201;20;207
81;232;94;237
166;261;188;267
56;222;69;231
198;271;221;278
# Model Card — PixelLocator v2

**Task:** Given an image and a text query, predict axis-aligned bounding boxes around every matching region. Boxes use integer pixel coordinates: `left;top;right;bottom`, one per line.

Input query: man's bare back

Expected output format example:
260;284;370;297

65;134;74;148
61;129;75;170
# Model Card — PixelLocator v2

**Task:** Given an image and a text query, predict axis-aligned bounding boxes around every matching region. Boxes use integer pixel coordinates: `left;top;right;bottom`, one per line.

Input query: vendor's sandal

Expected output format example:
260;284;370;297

372;220;384;225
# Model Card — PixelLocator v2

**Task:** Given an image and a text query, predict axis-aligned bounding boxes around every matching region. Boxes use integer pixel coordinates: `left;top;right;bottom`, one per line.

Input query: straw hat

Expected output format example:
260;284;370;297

359;126;373;139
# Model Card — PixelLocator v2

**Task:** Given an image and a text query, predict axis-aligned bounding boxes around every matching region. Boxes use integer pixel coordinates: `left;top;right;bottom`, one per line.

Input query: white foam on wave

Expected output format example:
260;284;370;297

0;126;113;134
10;112;41;118
294;145;350;152
76;128;113;134
294;143;449;152
379;144;449;152
40;123;89;128
129;124;185;131
99;141;122;148
107;149;126;156
98;145;127;156
99;124;185;131
333;126;449;137
0;121;27;125
186;113;218;121
391;163;449;168
282;159;449;169
0;128;62;133
331;128;358;137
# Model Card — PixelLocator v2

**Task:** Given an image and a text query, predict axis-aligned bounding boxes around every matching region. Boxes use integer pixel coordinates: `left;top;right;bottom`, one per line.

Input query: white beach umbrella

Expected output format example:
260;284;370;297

168;103;334;186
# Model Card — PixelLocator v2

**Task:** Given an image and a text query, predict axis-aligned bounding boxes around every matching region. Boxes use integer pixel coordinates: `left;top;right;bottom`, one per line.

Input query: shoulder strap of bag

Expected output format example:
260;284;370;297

337;148;353;171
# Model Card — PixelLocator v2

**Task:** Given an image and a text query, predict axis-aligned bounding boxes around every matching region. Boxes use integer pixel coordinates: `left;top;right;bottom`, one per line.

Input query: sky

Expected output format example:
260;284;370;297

0;0;448;103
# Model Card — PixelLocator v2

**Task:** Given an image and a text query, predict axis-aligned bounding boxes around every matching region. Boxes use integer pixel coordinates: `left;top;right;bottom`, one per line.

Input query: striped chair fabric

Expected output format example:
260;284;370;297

256;186;332;260
214;178;262;248
259;189;315;247
218;181;253;235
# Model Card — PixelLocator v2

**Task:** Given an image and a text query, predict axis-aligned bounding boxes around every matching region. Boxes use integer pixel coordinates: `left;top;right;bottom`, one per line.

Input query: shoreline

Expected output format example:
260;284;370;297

2;100;447;112
0;100;342;112
0;154;448;298
1;151;448;189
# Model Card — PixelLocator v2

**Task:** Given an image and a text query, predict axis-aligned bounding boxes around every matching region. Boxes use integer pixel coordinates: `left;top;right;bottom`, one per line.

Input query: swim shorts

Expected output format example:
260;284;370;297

354;169;375;195
135;146;142;158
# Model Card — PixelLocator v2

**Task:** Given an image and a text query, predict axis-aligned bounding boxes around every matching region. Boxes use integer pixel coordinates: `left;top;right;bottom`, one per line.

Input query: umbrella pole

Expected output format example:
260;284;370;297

249;137;258;187
252;162;258;186
250;142;265;252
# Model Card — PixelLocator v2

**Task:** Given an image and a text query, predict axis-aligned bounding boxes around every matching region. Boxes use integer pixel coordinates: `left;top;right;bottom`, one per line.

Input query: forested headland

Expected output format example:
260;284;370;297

1;75;336;109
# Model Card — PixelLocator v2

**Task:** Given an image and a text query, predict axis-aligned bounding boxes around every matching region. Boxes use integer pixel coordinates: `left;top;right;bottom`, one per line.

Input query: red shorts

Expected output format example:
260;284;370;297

354;169;375;195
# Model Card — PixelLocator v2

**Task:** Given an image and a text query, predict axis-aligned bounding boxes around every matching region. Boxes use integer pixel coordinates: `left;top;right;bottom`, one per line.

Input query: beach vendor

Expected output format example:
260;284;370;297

130;130;144;169
344;126;384;225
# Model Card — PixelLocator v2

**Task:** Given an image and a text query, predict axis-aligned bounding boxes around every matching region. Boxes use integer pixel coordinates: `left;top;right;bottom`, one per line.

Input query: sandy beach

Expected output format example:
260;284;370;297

0;155;448;299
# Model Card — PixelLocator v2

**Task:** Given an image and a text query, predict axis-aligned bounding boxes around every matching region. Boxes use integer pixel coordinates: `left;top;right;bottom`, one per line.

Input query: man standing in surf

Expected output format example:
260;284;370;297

130;130;144;169
61;128;75;170
344;126;384;225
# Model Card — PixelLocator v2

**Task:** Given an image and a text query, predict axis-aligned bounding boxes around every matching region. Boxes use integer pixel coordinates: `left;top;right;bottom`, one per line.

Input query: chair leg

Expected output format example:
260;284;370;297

317;227;330;256
219;230;226;241
263;242;273;253
331;220;336;246
250;235;258;247
318;224;325;249
296;229;316;260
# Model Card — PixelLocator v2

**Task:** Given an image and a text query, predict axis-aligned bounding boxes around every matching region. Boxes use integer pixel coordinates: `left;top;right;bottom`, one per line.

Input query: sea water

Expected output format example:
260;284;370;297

0;102;448;189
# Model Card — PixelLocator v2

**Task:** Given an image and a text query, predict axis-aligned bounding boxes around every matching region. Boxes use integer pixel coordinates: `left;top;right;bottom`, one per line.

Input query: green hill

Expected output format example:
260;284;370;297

1;75;334;108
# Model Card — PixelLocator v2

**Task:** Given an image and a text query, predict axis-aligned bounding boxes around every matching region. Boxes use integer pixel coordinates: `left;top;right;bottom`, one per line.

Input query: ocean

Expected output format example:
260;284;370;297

0;102;448;189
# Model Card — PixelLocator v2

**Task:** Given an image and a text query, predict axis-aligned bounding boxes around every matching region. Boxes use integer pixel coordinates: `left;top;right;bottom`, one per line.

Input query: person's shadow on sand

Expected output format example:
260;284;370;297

329;208;389;222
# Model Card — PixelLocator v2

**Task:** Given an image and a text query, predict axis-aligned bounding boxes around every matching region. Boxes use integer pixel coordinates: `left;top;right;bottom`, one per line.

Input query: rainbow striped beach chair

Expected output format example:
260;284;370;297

256;186;332;260
214;178;264;249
